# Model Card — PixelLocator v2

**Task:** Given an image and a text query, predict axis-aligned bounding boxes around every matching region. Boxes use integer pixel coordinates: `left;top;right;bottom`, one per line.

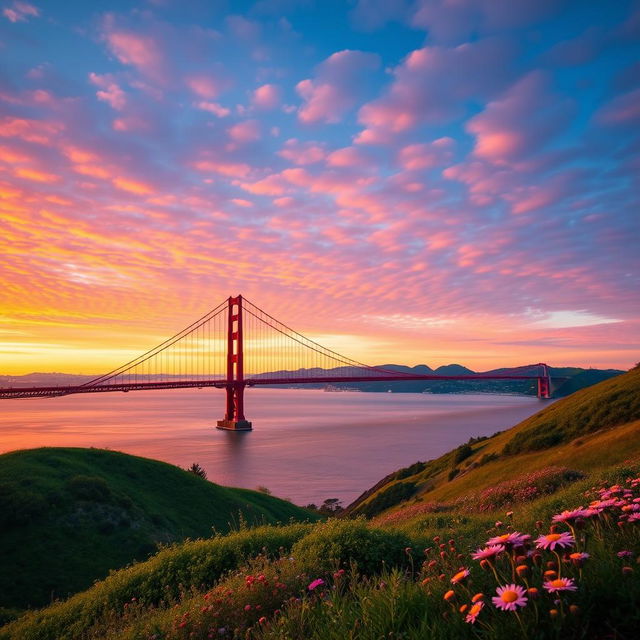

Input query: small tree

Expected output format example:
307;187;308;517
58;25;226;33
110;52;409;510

319;498;343;515
187;463;207;479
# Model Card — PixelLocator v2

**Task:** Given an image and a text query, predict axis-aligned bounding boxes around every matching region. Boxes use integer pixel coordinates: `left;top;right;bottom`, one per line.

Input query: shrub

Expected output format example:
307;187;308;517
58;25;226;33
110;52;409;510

0;484;47;527
291;518;412;575
453;444;473;465
65;475;111;502
187;463;207;479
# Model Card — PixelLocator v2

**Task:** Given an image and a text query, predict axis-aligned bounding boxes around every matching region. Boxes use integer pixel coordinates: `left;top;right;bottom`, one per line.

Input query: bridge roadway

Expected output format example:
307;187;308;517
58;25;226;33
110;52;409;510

0;373;546;399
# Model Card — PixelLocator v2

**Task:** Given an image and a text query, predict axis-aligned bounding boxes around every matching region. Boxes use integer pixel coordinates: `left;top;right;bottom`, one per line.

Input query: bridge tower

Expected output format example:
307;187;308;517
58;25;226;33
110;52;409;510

537;363;551;399
216;295;252;431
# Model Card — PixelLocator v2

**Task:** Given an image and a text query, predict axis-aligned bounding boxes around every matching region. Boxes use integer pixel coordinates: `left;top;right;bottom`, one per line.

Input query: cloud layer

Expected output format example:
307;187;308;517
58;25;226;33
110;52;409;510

0;0;638;374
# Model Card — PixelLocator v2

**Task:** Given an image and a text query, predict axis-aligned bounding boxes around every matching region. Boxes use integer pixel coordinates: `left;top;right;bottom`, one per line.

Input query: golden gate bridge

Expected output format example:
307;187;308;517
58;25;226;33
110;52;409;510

0;295;552;430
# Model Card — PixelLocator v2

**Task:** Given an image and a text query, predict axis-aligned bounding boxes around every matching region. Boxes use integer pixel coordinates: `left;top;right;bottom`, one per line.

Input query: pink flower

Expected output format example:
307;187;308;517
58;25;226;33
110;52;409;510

617;550;633;558
492;584;528;611
534;532;575;551
543;577;578;593
552;508;590;523
472;544;505;560
308;578;325;591
487;532;530;547
465;600;484;624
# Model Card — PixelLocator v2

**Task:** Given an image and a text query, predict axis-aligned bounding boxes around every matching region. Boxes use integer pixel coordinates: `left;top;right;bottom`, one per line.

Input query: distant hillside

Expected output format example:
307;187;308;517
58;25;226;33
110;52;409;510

0;448;318;610
1;365;623;397
347;365;640;519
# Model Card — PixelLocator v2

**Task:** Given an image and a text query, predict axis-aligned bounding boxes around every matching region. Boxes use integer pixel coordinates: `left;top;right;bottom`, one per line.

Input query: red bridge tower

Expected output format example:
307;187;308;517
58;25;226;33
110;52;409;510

216;295;252;431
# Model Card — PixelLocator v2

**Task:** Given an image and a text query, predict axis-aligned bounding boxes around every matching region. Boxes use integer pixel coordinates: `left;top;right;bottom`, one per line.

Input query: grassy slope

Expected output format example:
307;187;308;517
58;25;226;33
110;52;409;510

0;447;319;610
349;365;640;518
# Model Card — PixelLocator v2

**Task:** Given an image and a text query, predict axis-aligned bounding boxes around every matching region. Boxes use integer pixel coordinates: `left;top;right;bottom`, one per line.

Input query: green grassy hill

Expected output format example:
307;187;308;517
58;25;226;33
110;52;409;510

347;364;640;519
0;447;319;611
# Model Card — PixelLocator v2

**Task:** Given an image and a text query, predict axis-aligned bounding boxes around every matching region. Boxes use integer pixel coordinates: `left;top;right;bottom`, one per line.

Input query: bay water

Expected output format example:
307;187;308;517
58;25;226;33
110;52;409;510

0;388;549;505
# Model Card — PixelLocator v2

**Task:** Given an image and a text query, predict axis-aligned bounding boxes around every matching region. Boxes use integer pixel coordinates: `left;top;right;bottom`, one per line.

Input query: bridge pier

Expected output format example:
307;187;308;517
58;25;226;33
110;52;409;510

537;376;551;399
216;295;253;431
217;383;252;431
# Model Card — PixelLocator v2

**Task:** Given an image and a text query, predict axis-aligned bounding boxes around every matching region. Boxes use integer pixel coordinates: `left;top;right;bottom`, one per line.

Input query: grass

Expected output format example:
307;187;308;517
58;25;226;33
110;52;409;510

0;447;320;610
4;460;638;640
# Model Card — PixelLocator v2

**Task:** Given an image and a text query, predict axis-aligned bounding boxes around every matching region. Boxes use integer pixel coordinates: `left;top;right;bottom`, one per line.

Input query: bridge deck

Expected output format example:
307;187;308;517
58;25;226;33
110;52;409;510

0;373;548;398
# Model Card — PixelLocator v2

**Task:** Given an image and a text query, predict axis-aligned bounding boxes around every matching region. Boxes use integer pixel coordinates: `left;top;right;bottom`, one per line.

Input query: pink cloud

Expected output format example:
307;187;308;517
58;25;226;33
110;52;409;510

196;101;231;117
355;38;517;143
278;139;326;165
397;138;454;170
466;71;573;165
252;84;280;110
238;174;290;196
273;197;295;208
326;146;373;169
103;26;165;82
185;75;223;99
112;176;154;195
231;198;253;207
0;144;32;164
227;119;261;144
3;1;39;23
595;89;640;126
89;72;126;110
112;115;151;133
296;50;380;124
0;117;63;145
193;160;252;178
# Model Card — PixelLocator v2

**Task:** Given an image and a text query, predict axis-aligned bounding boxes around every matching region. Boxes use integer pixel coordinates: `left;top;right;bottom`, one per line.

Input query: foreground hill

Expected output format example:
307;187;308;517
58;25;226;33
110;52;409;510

347;365;640;520
2;370;639;639
0;447;318;611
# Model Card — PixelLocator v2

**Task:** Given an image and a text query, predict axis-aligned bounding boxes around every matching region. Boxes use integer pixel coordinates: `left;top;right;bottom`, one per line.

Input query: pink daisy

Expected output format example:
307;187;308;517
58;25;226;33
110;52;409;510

472;544;505;560
628;513;640;522
534;532;575;551
487;532;530;547
465;600;484;624
492;584;528;611
552;508;589;523
543;577;578;593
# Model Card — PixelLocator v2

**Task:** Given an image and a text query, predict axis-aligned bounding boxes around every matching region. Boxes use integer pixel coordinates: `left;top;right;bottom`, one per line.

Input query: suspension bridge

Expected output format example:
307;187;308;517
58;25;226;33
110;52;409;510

0;295;552;430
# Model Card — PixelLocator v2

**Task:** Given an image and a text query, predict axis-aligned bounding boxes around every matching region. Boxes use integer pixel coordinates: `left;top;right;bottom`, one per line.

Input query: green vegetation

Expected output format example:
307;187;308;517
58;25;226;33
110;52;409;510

0;448;319;611
503;364;640;454
1;368;639;639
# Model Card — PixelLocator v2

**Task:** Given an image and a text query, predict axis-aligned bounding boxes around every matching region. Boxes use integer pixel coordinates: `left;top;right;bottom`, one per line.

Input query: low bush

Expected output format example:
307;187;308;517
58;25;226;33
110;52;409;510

291;518;412;575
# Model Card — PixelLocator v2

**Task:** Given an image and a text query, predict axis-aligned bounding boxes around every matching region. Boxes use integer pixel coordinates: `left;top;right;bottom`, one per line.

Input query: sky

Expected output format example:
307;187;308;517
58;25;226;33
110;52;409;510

0;0;638;376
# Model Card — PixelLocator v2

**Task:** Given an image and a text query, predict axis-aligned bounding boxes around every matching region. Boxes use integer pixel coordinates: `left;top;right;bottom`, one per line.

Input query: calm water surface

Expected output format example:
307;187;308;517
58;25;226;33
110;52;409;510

0;389;550;505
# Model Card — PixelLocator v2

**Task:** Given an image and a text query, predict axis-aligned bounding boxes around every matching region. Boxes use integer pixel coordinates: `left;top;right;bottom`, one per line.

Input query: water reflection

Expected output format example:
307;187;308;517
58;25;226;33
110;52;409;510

0;388;549;505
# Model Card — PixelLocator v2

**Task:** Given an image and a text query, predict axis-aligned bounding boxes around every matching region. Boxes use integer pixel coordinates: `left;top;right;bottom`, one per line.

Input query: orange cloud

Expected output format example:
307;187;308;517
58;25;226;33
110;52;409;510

112;177;154;195
14;167;60;183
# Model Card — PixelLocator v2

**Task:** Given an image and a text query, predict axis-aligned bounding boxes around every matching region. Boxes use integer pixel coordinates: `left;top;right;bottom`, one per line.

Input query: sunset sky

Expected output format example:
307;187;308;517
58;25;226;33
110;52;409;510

0;0;638;376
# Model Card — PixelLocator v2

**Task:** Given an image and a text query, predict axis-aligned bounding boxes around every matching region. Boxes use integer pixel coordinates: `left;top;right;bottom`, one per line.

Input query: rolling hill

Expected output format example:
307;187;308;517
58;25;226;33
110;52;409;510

0;447;319;612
